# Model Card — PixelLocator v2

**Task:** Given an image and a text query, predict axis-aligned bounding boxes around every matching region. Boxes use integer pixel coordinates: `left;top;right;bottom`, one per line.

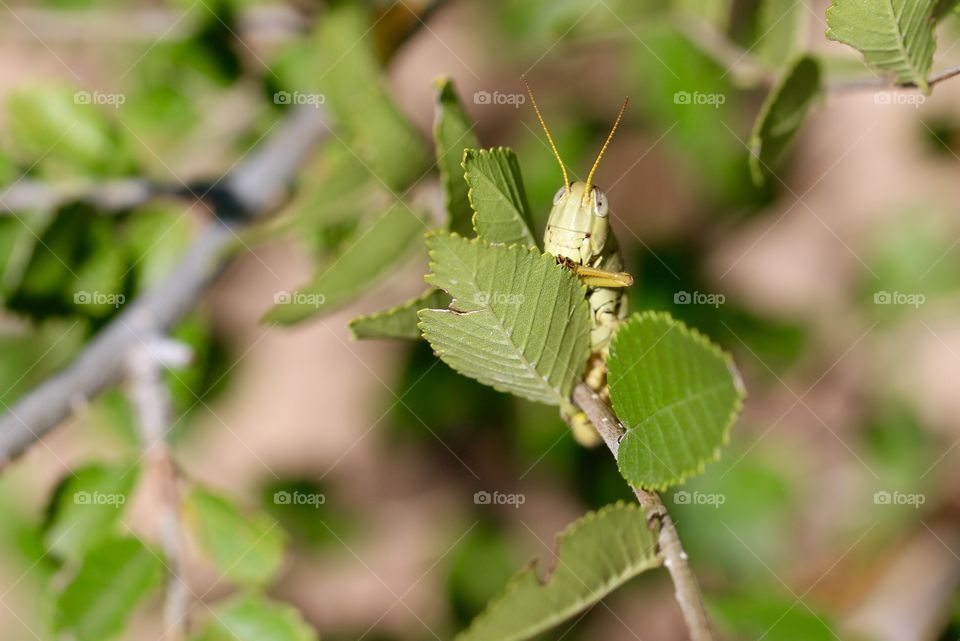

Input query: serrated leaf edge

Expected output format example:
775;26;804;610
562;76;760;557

609;310;746;491
461;146;538;249
348;287;440;340
455;501;663;641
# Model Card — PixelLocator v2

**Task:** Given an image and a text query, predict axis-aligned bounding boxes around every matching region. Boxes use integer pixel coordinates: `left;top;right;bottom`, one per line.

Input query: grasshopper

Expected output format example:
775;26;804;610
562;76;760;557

526;82;633;447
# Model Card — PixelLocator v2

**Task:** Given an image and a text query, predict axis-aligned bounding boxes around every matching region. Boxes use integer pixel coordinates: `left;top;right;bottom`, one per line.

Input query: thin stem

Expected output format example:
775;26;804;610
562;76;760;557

572;383;714;641
126;338;192;641
829;64;960;93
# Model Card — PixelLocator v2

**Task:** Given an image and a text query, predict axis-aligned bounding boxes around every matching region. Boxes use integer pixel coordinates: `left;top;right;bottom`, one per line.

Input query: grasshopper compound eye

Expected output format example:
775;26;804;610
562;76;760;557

594;190;609;217
553;185;567;204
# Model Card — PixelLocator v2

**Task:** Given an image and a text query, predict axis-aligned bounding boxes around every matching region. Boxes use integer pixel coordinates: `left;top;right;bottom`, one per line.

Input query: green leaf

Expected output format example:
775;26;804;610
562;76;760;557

55;536;164;641
349;288;450;340
608;312;745;490
749;56;822;185
456;502;661;641
418;233;590;406
315;5;430;190
463;148;538;248
434;77;480;237
7;85;134;177
192;593;319;641
710;593;842;641
264;203;426;325
826;0;940;92
44;462;138;560
184;487;287;587
754;0;807;69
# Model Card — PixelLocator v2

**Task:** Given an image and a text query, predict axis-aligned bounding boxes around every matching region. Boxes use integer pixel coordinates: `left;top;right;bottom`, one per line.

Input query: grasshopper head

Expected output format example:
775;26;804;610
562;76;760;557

544;181;610;264
523;79;628;265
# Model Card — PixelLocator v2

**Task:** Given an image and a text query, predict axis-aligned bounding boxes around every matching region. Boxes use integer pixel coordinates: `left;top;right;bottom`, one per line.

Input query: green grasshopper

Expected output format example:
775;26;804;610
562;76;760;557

526;82;633;447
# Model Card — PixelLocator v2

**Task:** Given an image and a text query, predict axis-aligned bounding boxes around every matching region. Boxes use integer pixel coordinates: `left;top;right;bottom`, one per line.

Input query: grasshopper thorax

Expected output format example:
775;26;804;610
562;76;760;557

544;181;610;265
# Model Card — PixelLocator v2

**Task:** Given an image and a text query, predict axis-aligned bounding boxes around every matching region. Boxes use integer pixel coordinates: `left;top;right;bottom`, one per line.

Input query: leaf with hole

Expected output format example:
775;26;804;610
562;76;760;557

456;502;661;641
608;311;745;490
418;232;590;406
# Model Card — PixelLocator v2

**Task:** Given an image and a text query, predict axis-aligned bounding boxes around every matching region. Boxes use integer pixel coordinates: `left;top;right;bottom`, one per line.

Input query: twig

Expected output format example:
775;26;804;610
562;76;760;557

0;178;161;214
0;104;327;468
829;64;960;93
572;382;714;641
126;336;193;641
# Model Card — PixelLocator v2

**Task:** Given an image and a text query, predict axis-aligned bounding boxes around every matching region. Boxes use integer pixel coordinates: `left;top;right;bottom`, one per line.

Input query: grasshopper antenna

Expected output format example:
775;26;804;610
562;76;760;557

583;96;629;203
523;78;570;187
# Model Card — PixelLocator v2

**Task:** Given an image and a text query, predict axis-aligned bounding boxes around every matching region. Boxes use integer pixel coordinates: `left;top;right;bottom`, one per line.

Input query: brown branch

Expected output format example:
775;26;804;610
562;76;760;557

572;383;714;641
126;337;193;641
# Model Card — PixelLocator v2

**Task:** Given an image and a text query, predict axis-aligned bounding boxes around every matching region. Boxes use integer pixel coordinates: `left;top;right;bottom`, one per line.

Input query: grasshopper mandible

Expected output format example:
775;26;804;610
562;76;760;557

525;81;633;447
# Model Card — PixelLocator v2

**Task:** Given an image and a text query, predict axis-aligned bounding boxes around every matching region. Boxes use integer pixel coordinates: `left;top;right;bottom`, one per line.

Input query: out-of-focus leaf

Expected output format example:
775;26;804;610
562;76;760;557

754;0;807;69
750;56;822;184
419;233;590;406
434;77;480;236
44;462;138;560
184;487;286;586
7;85;135;177
124;205;194;289
0;321;85;406
54;536;163;641
711;593;842;641
463;148;537;248
6;205;129;320
315;4;429;191
192;593;318;641
455;502;661;641
349;288;450;340
608;311;745;490
627;25;751;204
826;0;940;92
264;203;426;325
